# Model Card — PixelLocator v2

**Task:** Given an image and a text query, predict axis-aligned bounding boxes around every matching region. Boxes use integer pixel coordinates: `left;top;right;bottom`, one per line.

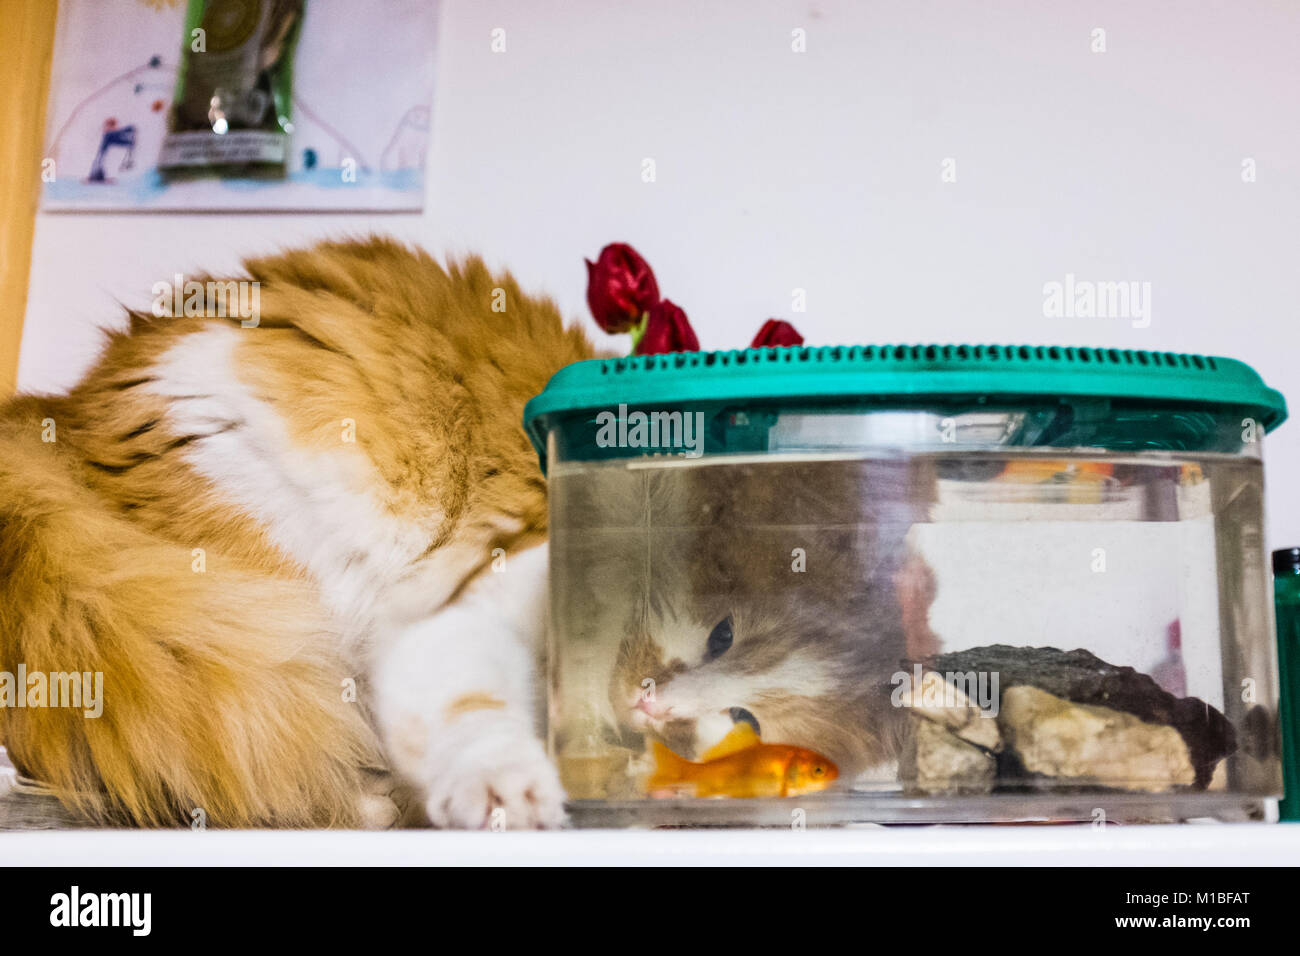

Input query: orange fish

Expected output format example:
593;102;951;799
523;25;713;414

996;460;1115;483
995;460;1116;504
647;723;838;798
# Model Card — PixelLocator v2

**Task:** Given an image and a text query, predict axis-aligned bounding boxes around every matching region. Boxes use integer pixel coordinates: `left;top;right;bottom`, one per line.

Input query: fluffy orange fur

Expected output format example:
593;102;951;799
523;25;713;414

0;237;593;826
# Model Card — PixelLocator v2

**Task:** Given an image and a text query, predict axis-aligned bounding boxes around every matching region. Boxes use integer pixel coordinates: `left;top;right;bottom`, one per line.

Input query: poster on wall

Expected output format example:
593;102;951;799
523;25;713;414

41;0;437;212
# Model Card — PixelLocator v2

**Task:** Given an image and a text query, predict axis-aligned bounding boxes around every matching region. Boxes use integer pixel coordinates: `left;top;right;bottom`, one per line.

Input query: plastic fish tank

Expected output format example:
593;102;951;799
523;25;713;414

523;344;1288;826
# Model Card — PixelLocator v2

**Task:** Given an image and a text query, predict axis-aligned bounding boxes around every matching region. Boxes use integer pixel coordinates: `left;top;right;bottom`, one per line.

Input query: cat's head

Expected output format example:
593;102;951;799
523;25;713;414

562;456;928;777
608;585;904;775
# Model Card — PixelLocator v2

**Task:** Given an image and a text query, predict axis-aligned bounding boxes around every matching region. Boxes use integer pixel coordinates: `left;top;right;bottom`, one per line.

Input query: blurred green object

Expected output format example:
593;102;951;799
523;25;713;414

1275;548;1300;821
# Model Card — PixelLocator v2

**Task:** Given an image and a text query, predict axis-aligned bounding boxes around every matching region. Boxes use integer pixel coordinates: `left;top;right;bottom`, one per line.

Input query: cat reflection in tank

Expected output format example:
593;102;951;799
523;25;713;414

603;464;938;782
609;593;914;779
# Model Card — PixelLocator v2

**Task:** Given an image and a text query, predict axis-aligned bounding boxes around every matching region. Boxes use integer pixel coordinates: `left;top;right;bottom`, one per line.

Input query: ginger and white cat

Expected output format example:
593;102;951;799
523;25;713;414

0;237;931;828
0;238;592;828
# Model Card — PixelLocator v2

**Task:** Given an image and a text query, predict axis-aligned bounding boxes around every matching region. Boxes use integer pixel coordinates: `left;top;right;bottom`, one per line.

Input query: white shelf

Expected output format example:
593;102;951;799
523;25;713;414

3;823;1298;866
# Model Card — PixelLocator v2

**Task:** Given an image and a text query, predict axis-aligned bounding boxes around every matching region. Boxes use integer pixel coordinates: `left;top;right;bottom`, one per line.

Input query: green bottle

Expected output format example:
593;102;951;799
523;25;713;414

1275;548;1300;822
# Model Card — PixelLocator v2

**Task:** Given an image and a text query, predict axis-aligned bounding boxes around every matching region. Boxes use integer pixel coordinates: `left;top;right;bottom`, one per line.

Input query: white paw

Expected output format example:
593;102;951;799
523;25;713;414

423;714;568;830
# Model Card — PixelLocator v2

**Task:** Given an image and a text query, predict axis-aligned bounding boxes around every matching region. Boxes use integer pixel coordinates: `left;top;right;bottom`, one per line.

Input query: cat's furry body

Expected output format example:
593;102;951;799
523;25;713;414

0;238;593;828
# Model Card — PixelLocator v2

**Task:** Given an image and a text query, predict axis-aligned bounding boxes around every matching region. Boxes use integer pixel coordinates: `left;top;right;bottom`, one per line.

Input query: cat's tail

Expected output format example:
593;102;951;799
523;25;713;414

0;415;379;827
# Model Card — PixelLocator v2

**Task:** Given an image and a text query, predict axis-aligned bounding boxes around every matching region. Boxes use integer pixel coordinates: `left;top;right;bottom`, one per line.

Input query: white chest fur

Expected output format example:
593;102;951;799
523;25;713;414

145;324;438;641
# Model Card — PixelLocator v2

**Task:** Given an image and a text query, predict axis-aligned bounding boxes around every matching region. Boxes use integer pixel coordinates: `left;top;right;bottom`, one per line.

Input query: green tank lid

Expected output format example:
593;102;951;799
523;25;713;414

523;343;1287;468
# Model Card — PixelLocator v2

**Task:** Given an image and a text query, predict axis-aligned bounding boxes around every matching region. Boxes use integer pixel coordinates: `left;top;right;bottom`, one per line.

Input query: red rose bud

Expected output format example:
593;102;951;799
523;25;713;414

751;319;804;348
635;299;699;354
585;243;661;334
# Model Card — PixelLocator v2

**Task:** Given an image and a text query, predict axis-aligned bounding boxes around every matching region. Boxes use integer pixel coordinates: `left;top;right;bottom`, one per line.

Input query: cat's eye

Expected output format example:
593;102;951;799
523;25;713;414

705;615;734;659
729;706;760;735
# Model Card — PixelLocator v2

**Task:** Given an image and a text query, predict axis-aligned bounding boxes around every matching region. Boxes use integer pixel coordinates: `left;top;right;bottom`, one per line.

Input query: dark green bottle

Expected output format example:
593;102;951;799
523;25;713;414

1275;548;1300;821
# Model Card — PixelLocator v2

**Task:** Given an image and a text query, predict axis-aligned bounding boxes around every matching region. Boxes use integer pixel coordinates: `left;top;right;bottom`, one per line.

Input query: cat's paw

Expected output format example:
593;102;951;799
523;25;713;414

358;791;401;830
423;714;567;830
356;769;402;830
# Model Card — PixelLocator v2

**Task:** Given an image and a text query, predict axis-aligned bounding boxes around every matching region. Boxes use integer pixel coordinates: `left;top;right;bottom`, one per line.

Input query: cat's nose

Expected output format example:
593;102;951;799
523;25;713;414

636;697;669;719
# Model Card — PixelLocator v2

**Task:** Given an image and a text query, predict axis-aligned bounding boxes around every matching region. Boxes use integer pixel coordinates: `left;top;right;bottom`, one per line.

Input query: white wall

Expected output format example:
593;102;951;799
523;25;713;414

20;0;1300;546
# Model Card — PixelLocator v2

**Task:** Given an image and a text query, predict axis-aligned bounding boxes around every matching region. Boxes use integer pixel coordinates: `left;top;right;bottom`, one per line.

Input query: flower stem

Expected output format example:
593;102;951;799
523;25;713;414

627;312;649;354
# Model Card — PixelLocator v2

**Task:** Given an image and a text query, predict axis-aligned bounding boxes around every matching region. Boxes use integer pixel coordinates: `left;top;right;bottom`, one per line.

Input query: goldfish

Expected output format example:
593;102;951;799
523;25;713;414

996;460;1115;484
995;460;1115;504
646;723;838;798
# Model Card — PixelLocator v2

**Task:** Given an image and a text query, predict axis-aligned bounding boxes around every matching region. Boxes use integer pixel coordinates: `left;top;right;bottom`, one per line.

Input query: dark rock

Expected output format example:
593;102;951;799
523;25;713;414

916;645;1236;788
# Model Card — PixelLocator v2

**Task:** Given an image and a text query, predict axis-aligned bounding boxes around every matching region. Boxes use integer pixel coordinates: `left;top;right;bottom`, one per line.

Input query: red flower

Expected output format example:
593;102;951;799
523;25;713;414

635;299;699;354
751;319;804;348
585;243;661;334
